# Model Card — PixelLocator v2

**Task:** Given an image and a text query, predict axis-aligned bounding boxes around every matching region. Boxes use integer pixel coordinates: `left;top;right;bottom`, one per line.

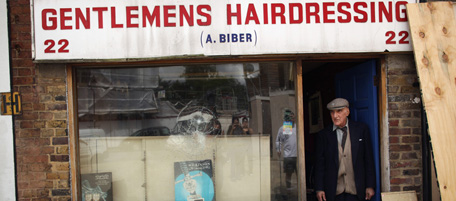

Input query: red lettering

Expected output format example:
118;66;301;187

126;6;139;28
322;2;335;23
271;4;285;24
93;7;108;29
396;1;408;22
263;4;269;24
42;9;57;30
245;4;260;24
179;5;194;26
353;2;368;23
75;8;90;29
306;3;320;23
164;5;176;27
60;8;72;30
111;7;123;28
227;4;242;25
370;2;376;22
142;6;161;27
197;5;211;26
289;3;303;24
337;3;351;23
379;2;393;22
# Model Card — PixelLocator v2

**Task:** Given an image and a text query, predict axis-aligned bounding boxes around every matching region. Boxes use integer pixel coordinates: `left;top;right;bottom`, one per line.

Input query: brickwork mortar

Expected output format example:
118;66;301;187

386;54;423;200
9;0;70;199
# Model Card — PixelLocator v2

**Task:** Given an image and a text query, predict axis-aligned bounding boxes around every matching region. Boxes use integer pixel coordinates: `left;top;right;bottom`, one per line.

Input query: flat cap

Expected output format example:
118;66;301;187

327;98;349;110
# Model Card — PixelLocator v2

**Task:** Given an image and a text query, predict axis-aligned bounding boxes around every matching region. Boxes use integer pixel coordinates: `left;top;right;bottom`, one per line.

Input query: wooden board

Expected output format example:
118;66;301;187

407;2;456;201
381;191;417;201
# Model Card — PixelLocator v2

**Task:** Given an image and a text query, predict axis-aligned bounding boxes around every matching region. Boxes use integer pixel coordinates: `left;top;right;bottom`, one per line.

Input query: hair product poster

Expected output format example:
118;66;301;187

81;172;113;201
174;160;215;201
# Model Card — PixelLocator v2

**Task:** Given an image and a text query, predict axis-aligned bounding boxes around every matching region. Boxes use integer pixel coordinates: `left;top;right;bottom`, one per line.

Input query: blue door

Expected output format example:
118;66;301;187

335;59;380;201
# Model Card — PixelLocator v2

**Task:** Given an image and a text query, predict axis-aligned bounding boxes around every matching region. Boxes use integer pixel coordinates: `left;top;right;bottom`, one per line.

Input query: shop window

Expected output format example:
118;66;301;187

76;62;299;201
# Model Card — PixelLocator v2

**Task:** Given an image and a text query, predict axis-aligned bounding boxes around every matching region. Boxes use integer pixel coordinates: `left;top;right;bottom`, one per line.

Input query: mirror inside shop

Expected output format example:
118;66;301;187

76;62;301;201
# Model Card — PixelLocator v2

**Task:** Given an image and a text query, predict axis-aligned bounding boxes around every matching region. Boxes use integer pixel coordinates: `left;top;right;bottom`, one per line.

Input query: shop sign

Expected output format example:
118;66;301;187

32;0;416;61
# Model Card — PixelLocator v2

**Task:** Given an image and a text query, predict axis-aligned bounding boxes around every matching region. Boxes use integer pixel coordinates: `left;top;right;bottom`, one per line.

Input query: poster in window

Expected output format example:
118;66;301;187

81;172;113;201
174;159;215;201
308;92;324;133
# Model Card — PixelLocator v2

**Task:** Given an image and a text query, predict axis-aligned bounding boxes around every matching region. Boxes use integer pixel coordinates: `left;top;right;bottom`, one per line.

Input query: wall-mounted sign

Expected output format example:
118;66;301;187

32;0;415;61
1;92;21;115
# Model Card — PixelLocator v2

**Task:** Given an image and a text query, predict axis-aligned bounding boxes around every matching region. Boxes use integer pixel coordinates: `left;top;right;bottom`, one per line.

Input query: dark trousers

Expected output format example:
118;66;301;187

335;193;360;201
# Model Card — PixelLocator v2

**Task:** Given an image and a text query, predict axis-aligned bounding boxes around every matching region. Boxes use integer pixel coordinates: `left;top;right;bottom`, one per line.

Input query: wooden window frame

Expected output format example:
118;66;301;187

67;54;387;201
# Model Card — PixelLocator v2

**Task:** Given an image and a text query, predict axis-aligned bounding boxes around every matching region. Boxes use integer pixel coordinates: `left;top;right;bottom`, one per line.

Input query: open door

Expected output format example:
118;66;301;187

335;59;380;201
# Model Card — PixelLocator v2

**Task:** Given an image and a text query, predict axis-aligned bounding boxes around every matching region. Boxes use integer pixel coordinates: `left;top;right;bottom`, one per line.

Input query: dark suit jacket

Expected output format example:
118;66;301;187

314;120;376;201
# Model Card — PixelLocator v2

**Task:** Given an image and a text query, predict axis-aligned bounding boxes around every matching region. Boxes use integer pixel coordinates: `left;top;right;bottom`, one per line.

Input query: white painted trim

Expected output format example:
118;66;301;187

0;0;16;200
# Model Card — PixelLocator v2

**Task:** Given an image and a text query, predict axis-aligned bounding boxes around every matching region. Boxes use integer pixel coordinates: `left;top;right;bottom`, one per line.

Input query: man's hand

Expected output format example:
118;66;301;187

365;188;375;200
316;191;326;201
277;151;281;158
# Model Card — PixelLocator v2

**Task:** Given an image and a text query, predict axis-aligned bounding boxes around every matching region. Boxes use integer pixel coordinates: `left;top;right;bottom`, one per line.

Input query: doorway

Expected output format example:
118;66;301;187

302;59;381;201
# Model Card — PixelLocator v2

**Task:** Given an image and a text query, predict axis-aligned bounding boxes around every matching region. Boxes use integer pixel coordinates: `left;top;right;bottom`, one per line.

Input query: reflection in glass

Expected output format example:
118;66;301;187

76;63;298;200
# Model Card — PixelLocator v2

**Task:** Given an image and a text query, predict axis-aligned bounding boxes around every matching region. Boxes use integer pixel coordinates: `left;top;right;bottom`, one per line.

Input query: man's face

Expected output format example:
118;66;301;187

330;107;350;128
242;120;248;127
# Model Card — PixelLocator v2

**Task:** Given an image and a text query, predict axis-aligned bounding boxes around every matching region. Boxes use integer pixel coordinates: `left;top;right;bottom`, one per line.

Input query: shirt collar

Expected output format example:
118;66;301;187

332;119;349;131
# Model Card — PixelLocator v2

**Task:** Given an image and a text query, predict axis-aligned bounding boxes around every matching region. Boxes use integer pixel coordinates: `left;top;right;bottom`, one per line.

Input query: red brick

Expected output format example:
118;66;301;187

403;185;421;192
391;161;420;168
389;120;399;127
22;155;48;163
22;103;33;112
33;103;46;110
9;6;31;16
390;128;411;135
18;68;33;76
388;103;399;110
21;93;39;103
401;152;418;160
20;121;34;128
403;169;420;176
19;86;34;93
39;112;54;120
389;136;400;144
390;145;412;151
12;59;34;68
389;111;411;118
29;163;52;172
50;155;69;162
391;178;412;184
18;129;40;138
13;76;35;85
9;24;32;34
390;152;400;160
52;137;68;145
402;136;420;143
390;186;401;192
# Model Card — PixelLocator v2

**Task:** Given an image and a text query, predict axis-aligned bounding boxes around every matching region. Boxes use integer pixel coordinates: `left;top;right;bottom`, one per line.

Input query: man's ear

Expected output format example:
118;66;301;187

345;107;350;117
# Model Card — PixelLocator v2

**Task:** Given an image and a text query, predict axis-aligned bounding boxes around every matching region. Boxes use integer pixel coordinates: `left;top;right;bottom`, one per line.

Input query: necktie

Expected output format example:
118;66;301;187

340;127;347;150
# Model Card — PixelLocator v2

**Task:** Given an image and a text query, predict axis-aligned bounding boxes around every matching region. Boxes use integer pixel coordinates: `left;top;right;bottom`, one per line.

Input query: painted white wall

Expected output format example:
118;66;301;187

0;0;16;200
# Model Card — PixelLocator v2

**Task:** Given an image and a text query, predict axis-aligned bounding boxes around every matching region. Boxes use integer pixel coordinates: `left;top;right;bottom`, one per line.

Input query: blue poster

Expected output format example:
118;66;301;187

174;160;215;201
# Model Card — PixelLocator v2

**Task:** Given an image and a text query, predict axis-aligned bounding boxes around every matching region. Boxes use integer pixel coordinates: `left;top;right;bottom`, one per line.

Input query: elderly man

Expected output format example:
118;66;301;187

314;98;375;201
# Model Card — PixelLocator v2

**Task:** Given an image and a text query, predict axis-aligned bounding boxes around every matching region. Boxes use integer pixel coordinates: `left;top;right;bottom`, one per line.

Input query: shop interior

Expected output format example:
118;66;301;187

75;59;378;201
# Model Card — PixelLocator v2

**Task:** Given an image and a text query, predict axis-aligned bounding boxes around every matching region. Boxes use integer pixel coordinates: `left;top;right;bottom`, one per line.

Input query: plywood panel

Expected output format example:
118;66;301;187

407;2;456;201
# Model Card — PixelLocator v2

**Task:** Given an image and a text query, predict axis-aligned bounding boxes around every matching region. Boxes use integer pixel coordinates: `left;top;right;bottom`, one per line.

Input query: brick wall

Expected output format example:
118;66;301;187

9;0;71;199
386;54;423;199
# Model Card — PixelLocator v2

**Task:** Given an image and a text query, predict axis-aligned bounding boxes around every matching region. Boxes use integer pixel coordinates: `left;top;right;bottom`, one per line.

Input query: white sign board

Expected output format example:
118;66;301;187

32;0;415;61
